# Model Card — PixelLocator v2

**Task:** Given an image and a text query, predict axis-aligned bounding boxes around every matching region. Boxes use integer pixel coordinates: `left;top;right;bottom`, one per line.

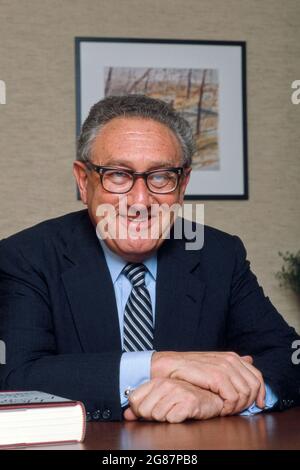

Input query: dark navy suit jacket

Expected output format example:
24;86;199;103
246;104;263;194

0;210;299;421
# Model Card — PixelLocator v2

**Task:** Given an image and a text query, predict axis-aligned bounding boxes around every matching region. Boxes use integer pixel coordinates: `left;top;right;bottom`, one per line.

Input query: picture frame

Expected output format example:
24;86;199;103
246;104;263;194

75;38;248;200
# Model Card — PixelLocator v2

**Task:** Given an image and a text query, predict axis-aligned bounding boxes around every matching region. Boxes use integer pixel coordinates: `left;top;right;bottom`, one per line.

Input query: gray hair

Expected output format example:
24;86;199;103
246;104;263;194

77;94;195;167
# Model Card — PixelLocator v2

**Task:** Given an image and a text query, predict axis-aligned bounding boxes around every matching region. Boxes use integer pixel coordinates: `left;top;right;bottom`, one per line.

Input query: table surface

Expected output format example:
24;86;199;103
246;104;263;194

32;407;300;450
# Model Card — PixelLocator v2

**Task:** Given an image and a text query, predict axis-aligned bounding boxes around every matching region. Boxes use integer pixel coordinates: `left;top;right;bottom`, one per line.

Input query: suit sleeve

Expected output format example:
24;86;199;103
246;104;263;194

0;240;123;421
226;235;300;411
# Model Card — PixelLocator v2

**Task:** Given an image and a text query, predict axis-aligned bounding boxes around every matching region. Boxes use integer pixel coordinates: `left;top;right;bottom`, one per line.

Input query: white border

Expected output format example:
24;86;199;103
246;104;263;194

78;41;246;197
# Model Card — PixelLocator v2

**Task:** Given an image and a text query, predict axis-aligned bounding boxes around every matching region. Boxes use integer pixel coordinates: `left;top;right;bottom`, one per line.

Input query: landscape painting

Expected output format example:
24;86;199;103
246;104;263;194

76;38;247;198
104;66;219;170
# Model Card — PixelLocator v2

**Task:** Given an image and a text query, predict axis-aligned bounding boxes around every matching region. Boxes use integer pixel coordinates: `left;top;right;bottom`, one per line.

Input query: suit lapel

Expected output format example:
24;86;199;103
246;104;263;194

60;212;206;354
154;222;206;351
61;212;122;353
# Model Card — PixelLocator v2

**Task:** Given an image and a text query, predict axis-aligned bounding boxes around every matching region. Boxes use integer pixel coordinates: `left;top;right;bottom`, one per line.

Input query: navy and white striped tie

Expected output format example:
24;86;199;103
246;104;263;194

122;263;154;352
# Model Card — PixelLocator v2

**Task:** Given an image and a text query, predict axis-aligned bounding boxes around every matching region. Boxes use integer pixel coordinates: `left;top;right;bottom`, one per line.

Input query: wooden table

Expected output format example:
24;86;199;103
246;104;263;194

34;407;300;450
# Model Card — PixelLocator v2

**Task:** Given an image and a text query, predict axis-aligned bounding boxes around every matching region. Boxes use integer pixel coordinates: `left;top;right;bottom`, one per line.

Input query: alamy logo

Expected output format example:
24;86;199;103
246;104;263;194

291;339;300;365
0;340;6;365
0;80;6;105
291;80;300;105
95;199;205;250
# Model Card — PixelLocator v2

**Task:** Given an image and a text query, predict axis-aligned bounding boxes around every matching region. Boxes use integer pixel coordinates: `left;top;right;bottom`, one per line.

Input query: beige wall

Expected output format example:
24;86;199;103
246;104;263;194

0;0;299;330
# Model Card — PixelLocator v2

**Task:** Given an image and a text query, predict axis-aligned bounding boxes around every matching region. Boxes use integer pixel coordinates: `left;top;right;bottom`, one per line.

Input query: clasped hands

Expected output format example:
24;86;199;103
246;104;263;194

124;351;266;423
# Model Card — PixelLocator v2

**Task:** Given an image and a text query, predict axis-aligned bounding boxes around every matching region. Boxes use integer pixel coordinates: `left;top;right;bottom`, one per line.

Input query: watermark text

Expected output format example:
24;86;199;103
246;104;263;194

0;340;6;365
95;198;204;250
0;80;6;105
292;339;300;365
291;80;300;104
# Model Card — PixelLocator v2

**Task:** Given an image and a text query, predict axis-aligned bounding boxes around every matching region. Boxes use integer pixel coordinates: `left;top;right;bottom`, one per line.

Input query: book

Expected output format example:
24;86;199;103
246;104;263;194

0;391;86;448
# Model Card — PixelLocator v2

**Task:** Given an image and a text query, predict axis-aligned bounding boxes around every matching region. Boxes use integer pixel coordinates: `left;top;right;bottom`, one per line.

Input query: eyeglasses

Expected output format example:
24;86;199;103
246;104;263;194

85;162;186;194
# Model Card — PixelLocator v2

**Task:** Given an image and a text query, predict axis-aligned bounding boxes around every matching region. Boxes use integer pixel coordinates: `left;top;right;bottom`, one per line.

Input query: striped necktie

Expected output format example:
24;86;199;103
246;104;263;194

122;263;154;352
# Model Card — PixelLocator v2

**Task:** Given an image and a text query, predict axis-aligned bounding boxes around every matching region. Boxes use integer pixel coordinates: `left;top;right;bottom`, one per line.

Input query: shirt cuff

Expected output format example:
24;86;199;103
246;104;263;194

239;383;279;416
119;350;155;407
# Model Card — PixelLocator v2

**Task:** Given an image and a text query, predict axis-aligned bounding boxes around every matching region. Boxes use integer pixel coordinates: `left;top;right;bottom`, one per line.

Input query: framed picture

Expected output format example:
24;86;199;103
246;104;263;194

75;38;248;199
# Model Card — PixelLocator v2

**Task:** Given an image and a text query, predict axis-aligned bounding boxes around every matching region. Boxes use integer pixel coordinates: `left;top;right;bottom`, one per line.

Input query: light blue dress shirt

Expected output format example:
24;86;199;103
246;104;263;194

98;236;278;414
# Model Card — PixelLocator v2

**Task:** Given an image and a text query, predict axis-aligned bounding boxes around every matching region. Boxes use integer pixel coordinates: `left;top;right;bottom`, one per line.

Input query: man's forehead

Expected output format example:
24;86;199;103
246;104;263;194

94;116;180;145
91;117;183;164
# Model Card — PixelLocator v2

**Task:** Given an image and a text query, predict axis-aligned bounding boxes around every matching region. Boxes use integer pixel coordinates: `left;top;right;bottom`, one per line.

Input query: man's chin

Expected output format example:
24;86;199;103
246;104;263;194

108;238;162;262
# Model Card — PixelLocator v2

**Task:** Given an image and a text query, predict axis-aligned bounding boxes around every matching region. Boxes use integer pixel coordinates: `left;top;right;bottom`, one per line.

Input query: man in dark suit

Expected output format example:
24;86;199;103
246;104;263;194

0;95;299;423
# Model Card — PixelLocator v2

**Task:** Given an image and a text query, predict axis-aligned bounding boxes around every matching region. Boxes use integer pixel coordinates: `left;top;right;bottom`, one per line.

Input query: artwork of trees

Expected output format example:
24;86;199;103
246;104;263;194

104;66;219;170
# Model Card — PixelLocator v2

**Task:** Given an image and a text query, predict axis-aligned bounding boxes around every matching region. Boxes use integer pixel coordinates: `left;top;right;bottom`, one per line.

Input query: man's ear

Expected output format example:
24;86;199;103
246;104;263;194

73;161;89;205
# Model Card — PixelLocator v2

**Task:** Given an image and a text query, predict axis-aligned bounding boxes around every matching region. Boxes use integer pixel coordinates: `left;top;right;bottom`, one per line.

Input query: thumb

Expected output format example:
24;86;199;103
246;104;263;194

124;407;139;421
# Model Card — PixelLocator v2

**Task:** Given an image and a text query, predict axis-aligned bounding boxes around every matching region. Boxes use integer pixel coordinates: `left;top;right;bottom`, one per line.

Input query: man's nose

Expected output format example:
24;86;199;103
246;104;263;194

127;176;154;206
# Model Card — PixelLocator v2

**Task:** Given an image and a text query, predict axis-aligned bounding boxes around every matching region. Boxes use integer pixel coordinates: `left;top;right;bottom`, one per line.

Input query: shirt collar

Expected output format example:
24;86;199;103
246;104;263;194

96;232;157;284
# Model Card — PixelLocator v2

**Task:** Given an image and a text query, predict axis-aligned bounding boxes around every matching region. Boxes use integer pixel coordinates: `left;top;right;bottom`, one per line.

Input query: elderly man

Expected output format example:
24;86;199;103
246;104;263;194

0;95;299;423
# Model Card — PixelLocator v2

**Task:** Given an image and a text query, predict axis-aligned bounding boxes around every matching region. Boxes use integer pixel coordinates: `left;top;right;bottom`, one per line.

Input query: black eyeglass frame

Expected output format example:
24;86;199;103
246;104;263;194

85;162;187;194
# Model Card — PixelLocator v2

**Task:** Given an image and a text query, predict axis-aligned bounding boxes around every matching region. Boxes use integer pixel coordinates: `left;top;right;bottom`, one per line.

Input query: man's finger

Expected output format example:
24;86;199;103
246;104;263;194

241;355;253;364
240;360;266;408
123;407;139;421
129;380;157;405
170;364;240;415
129;379;167;418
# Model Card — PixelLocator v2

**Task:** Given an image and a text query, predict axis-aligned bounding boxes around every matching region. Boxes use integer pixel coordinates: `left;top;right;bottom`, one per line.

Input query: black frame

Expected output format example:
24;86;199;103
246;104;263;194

85;163;185;194
75;37;248;200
